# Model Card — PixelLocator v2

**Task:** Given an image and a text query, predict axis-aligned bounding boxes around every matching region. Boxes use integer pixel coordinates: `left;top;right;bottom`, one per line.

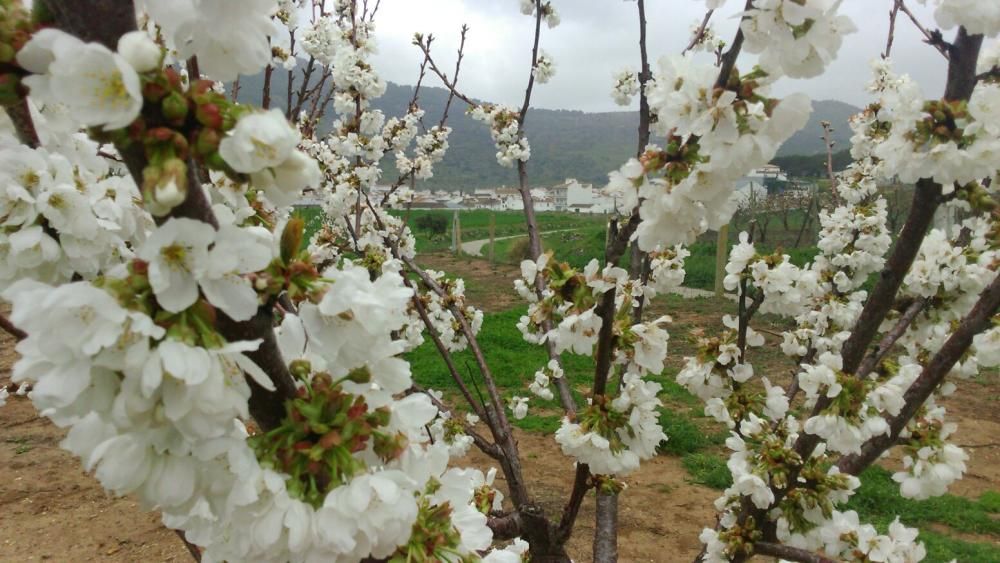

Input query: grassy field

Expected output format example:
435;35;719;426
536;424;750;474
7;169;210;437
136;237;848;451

490;223;820;291
292;206;608;253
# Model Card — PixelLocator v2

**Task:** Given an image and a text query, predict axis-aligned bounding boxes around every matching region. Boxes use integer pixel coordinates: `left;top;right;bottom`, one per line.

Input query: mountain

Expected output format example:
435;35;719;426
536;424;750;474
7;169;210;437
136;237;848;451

235;70;859;190
775;98;858;157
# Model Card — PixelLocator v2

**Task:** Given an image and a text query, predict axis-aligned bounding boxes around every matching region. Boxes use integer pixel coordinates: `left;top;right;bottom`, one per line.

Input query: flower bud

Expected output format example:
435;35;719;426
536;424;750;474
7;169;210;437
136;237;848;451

151;158;188;210
161;91;189;124
346;367;372;384
196;102;223;129
289;359;312;379
281;216;305;265
194;127;221;155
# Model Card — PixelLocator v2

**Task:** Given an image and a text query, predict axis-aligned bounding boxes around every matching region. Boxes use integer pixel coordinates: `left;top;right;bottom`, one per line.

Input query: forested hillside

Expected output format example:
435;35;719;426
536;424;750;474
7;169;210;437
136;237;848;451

238;70;858;189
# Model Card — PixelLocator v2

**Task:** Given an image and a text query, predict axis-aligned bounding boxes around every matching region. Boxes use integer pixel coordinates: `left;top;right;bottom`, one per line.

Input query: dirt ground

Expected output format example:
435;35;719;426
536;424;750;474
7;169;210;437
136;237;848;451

0;254;997;561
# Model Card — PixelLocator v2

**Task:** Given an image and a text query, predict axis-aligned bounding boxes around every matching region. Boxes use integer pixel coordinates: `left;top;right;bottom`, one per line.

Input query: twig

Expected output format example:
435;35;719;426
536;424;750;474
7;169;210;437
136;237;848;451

439;25;468;129
410;382;499;459
898;0;950;59
854;298;929;379
516;0;544;126
754;542;835;563
0;313;27;341
977;65;1000;83
713;0;753;88
262;64;273;109
173;529;202;562
682;9;715;55
402;277;491;425
883;0;901;59
7;98;40;148
413;34;477;107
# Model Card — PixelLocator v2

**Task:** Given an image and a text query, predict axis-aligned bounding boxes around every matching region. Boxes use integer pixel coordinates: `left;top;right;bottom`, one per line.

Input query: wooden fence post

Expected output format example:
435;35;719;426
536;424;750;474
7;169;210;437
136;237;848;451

488;212;496;264
714;223;729;297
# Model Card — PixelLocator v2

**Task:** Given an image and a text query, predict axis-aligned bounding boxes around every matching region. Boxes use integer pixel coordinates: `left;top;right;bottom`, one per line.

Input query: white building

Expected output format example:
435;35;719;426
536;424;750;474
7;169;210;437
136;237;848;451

548;178;615;214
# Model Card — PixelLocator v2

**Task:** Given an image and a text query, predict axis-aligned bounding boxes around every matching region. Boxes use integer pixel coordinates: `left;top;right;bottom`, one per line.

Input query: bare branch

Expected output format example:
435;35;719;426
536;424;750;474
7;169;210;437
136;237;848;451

413;34;477;107
262;65;273;109
410;382;500;459
174;529;202;562
714;0;753;88
439;25;469;128
401;275;491;426
821;121;839;200
883;0;901;59
977;65;1000;83
517;0;544;126
6;99;40;148
854;297;930;379
754;542;836;563
898;0;951;59
0;313;27;341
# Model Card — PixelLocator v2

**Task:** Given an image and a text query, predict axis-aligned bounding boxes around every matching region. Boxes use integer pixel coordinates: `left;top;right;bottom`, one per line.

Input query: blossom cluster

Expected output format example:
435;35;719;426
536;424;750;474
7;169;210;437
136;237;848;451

514;253;669;475
402;268;484;353
608;57;813;250
469;104;531;167
554;373;666;475
740;0;858;78
610;67;640;106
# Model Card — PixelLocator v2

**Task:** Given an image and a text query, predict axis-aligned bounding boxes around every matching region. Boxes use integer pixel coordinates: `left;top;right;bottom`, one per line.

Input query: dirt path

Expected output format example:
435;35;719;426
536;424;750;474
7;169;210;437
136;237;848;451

460;229;578;257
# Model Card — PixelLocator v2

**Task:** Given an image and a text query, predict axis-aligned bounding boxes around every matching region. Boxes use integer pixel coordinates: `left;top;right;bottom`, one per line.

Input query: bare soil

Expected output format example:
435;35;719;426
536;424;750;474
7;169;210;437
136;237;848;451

0;256;997;561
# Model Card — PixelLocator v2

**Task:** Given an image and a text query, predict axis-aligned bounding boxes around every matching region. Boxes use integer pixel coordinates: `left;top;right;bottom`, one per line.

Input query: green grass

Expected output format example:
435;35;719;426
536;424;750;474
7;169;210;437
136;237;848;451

490;222;821;291
682;453;733;489
291;206;608;253
658;408;727;455
291;205;326;244
405;306;595;430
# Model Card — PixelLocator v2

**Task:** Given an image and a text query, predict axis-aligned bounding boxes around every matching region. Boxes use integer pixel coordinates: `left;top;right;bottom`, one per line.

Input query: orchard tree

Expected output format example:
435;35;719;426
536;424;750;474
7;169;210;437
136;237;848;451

0;0;998;562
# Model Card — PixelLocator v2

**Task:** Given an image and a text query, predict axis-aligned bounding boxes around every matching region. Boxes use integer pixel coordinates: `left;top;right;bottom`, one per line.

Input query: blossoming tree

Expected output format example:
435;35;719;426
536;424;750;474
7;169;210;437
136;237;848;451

0;0;998;562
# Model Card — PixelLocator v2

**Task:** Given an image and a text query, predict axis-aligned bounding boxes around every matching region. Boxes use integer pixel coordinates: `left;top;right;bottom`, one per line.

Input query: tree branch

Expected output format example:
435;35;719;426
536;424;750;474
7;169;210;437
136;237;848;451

682;9;715;55
898;0;951;59
713;0;753;89
593;489;619;562
6;99;40;148
883;0;901;59
838;272;1000;475
0;313;27;341
754;542;835;563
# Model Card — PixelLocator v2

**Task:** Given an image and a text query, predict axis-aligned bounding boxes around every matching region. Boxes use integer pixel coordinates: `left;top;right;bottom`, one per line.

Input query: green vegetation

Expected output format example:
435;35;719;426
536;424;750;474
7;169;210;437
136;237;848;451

402;209;606;253
681;453;733;490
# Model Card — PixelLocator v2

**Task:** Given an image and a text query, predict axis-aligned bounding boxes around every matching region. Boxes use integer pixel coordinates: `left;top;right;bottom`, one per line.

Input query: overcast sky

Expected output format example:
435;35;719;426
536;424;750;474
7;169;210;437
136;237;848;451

367;0;951;112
